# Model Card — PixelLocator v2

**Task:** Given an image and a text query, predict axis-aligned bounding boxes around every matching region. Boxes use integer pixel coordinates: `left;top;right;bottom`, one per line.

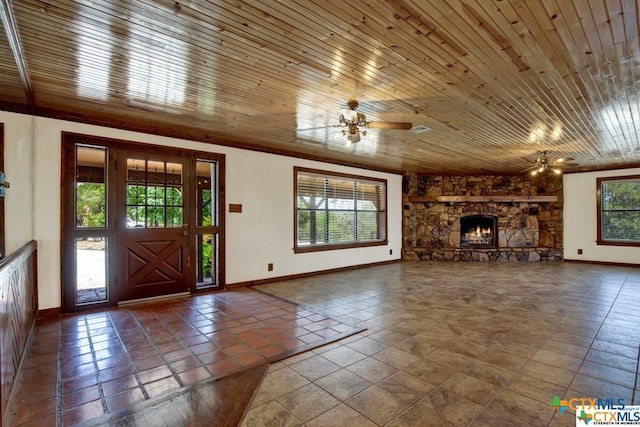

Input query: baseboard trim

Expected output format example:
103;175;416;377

227;259;401;289
36;307;61;320
564;259;640;268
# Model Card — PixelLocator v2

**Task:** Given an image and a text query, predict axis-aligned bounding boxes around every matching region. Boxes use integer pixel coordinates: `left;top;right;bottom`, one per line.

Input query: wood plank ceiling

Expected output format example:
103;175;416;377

0;0;638;174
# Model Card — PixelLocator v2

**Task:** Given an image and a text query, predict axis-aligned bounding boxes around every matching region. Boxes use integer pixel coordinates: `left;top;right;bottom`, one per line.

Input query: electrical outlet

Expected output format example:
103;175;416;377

577;249;583;255
389;249;393;255
267;263;273;271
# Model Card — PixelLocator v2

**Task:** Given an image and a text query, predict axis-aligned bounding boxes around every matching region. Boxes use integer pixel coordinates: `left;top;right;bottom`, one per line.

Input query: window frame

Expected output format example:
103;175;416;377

0;123;4;259
294;166;388;253
596;174;640;247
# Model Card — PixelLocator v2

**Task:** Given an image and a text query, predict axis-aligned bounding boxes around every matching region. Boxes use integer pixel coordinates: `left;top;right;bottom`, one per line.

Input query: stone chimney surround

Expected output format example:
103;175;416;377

402;174;564;262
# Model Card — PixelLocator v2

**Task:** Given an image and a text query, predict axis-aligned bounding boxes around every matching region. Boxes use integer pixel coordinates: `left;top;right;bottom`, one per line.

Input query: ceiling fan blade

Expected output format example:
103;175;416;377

554;157;575;163
559;162;579;167
365;121;413;130
520;165;538;172
297;125;333;131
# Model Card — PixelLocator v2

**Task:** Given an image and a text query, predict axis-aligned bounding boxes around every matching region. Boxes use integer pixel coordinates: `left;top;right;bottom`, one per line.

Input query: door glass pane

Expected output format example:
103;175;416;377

127;158;146;181
196;234;216;288
166;206;183;227
166;187;183;206
127;184;146;205
196;161;216;227
147;206;165;227
166;163;183;227
76;146;106;228
127;206;145;227
167;162;183;185
196;160;218;289
76;237;107;304
147;160;165;183
126;158;183;228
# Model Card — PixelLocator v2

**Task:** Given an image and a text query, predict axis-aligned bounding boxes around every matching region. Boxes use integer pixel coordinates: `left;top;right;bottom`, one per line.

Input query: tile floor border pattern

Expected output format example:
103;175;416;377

243;262;640;426
8;287;364;426
79;364;269;427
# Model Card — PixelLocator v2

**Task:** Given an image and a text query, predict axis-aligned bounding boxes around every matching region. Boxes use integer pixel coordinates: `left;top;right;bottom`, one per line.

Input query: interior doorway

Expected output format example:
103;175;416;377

62;133;225;312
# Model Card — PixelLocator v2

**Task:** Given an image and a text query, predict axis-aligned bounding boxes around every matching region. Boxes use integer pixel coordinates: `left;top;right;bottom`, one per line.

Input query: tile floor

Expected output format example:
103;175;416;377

245;262;640;426
8;262;640;426
8;287;362;426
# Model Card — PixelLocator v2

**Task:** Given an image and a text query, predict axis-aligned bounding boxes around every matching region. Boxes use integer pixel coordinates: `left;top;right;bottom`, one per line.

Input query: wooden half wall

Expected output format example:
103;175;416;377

0;241;37;426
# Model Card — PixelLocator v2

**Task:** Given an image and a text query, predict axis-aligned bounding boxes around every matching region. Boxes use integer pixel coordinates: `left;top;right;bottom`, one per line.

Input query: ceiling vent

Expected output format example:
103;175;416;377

410;124;432;133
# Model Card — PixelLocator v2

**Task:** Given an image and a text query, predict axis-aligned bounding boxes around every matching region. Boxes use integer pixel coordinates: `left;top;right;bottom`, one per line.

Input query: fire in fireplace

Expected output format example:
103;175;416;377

460;215;498;248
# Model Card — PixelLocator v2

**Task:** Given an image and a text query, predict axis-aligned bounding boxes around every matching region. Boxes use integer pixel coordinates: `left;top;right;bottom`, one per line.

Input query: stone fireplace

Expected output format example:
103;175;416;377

460;215;497;248
402;174;563;262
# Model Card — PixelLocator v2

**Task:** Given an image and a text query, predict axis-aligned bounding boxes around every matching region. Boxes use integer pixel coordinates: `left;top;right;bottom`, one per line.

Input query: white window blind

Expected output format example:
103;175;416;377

295;169;386;249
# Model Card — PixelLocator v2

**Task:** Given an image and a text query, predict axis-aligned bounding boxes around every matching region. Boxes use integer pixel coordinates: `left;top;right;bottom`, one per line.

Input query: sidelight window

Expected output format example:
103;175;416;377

74;145;109;304
195;160;219;288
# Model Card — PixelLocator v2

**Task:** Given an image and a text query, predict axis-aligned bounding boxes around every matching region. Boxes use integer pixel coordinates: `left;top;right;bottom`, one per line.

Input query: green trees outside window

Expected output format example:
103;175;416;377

126;185;183;227
76;183;106;227
200;189;213;280
76;183;185;229
599;176;640;244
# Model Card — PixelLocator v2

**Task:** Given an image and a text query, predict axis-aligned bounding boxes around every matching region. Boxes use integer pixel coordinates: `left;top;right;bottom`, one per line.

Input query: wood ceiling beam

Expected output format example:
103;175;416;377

0;0;35;108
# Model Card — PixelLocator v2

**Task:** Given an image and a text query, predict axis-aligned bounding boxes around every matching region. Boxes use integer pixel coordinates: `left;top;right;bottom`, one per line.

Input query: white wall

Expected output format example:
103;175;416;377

564;168;640;264
1;112;402;309
1;112;34;255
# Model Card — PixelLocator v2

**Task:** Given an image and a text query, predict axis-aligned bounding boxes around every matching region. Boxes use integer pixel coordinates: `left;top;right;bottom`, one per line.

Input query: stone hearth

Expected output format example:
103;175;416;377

402;174;563;262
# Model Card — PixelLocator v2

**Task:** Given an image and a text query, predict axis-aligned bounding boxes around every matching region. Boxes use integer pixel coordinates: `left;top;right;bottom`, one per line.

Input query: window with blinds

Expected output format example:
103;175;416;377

295;167;387;252
597;175;640;246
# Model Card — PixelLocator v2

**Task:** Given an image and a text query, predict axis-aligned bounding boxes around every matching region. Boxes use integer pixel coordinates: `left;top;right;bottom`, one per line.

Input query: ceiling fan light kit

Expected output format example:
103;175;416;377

531;165;562;176
524;150;577;176
339;108;366;126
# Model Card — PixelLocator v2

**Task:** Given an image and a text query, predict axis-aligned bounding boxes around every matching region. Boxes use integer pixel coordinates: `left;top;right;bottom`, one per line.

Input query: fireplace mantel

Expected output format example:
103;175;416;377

408;195;558;203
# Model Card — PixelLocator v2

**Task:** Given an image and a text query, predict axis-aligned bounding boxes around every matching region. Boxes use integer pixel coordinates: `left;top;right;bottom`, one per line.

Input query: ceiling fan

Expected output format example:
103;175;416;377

338;101;413;143
522;151;578;176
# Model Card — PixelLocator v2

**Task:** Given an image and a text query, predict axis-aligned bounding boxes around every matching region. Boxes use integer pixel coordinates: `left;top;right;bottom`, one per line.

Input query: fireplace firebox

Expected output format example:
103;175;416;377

460;215;498;248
